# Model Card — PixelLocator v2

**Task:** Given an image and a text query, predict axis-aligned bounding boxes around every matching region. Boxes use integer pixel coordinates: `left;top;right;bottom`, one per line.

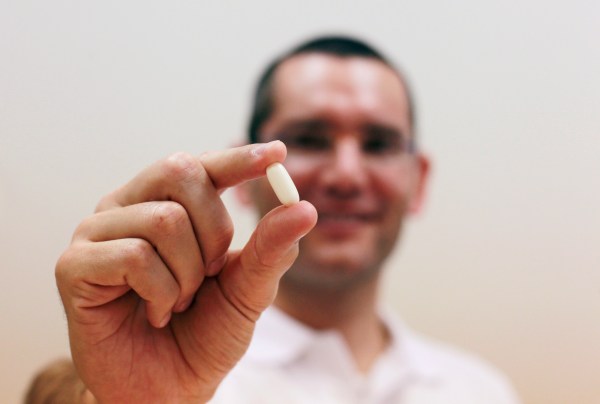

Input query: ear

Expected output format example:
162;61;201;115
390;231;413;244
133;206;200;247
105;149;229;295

408;153;431;215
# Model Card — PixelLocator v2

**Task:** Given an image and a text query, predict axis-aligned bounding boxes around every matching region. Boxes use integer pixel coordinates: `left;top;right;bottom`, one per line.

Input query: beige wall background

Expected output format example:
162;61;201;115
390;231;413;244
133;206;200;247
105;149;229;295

1;1;599;403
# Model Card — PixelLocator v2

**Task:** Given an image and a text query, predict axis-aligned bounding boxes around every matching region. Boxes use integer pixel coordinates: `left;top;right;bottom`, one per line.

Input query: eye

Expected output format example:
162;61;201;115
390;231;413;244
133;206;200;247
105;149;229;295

361;124;413;155
283;132;331;151
362;133;405;155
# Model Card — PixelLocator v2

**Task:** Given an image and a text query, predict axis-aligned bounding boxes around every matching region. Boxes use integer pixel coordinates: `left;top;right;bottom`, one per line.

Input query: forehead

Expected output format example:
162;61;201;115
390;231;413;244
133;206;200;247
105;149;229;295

268;54;411;132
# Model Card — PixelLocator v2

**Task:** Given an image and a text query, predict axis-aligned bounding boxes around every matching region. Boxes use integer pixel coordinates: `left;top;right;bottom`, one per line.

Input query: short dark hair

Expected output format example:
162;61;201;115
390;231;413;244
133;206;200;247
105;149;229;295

247;35;415;144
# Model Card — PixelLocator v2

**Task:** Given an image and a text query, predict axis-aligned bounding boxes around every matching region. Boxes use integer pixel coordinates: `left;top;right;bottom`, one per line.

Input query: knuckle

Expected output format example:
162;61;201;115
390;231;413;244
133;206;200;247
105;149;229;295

121;239;155;271
149;201;188;236
95;190;119;212
251;228;298;273
220;281;265;323
55;247;75;282
72;214;95;240
162;152;207;185
54;243;91;297
252;228;280;270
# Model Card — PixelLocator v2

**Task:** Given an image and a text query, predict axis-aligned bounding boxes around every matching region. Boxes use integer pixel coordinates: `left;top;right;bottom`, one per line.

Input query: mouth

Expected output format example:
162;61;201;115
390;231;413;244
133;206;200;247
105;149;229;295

318;212;378;223
315;211;380;237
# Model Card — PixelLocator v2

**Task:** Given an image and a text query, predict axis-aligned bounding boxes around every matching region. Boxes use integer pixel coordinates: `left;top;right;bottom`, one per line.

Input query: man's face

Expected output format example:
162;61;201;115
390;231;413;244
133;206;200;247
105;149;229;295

250;54;429;290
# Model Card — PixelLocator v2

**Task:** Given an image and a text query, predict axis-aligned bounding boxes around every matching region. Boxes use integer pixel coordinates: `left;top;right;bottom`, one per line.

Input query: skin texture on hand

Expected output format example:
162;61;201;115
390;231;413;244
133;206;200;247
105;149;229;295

55;141;317;403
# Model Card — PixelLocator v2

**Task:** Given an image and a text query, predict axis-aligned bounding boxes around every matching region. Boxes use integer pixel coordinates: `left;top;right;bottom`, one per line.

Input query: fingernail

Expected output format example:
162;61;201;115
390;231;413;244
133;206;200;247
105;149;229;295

287;240;301;255
294;228;312;243
159;312;172;328
174;296;194;313
206;255;227;277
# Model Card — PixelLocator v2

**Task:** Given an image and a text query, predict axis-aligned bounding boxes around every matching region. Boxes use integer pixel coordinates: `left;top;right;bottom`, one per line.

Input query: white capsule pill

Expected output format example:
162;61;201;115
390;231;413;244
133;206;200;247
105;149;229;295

266;162;300;207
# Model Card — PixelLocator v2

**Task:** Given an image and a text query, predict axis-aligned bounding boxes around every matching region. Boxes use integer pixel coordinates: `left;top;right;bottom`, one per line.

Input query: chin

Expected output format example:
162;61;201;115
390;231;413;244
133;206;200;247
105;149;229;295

282;252;382;292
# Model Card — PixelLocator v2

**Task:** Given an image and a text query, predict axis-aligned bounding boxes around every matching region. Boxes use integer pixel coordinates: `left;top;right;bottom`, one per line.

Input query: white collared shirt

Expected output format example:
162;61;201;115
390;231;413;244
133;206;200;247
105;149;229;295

210;307;520;404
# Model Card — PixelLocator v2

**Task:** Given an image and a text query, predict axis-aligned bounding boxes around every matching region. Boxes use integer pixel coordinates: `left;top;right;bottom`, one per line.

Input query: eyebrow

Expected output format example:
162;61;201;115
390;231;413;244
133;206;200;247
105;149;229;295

276;119;333;133
361;122;405;138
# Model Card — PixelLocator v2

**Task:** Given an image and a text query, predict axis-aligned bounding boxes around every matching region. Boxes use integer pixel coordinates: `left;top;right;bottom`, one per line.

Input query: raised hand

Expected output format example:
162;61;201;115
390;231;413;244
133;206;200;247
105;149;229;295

55;141;317;403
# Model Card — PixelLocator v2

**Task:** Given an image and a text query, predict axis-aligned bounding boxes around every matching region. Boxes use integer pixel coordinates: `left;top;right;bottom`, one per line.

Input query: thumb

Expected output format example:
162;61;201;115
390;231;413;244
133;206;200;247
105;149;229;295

218;200;317;320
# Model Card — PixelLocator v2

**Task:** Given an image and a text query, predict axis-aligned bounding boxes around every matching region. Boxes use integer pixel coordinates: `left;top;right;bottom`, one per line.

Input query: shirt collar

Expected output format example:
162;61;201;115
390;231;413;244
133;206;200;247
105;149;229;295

245;305;441;382
378;306;441;381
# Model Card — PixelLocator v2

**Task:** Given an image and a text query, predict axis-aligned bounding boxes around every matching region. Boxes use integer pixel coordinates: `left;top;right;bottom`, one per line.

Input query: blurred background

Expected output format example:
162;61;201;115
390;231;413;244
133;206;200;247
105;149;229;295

1;1;599;403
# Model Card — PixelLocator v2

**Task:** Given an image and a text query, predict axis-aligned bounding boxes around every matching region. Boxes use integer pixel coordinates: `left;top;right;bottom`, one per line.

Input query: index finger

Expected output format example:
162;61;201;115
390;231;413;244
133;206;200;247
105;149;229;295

200;140;287;190
100;141;287;211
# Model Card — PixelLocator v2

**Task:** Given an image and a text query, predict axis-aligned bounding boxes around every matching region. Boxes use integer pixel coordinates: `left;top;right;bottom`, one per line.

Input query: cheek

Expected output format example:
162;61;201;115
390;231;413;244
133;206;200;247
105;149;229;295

373;167;414;206
283;158;319;199
373;170;409;253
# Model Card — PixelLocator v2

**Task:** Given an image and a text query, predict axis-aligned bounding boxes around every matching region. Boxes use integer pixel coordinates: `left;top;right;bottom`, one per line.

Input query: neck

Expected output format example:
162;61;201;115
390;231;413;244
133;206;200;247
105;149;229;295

274;275;390;373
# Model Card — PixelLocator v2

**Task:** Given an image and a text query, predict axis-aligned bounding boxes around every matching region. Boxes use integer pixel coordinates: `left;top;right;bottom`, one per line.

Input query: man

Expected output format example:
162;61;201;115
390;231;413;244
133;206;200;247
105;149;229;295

38;35;519;403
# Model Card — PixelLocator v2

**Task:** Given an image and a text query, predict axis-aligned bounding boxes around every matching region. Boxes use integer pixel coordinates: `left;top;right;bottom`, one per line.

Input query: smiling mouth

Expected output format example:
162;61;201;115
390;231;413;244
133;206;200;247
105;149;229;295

315;212;380;237
318;212;377;223
317;211;379;232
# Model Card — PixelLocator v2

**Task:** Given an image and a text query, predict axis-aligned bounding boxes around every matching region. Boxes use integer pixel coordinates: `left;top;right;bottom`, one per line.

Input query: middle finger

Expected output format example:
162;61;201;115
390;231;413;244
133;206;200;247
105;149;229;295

77;201;205;312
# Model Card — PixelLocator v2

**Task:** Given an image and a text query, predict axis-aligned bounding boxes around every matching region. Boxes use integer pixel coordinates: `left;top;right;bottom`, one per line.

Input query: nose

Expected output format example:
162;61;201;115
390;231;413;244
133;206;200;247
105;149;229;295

320;136;368;196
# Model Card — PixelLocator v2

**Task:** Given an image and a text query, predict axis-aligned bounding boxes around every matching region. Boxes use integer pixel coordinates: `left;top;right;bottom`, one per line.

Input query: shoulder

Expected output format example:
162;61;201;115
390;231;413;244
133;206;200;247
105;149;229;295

403;328;521;404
